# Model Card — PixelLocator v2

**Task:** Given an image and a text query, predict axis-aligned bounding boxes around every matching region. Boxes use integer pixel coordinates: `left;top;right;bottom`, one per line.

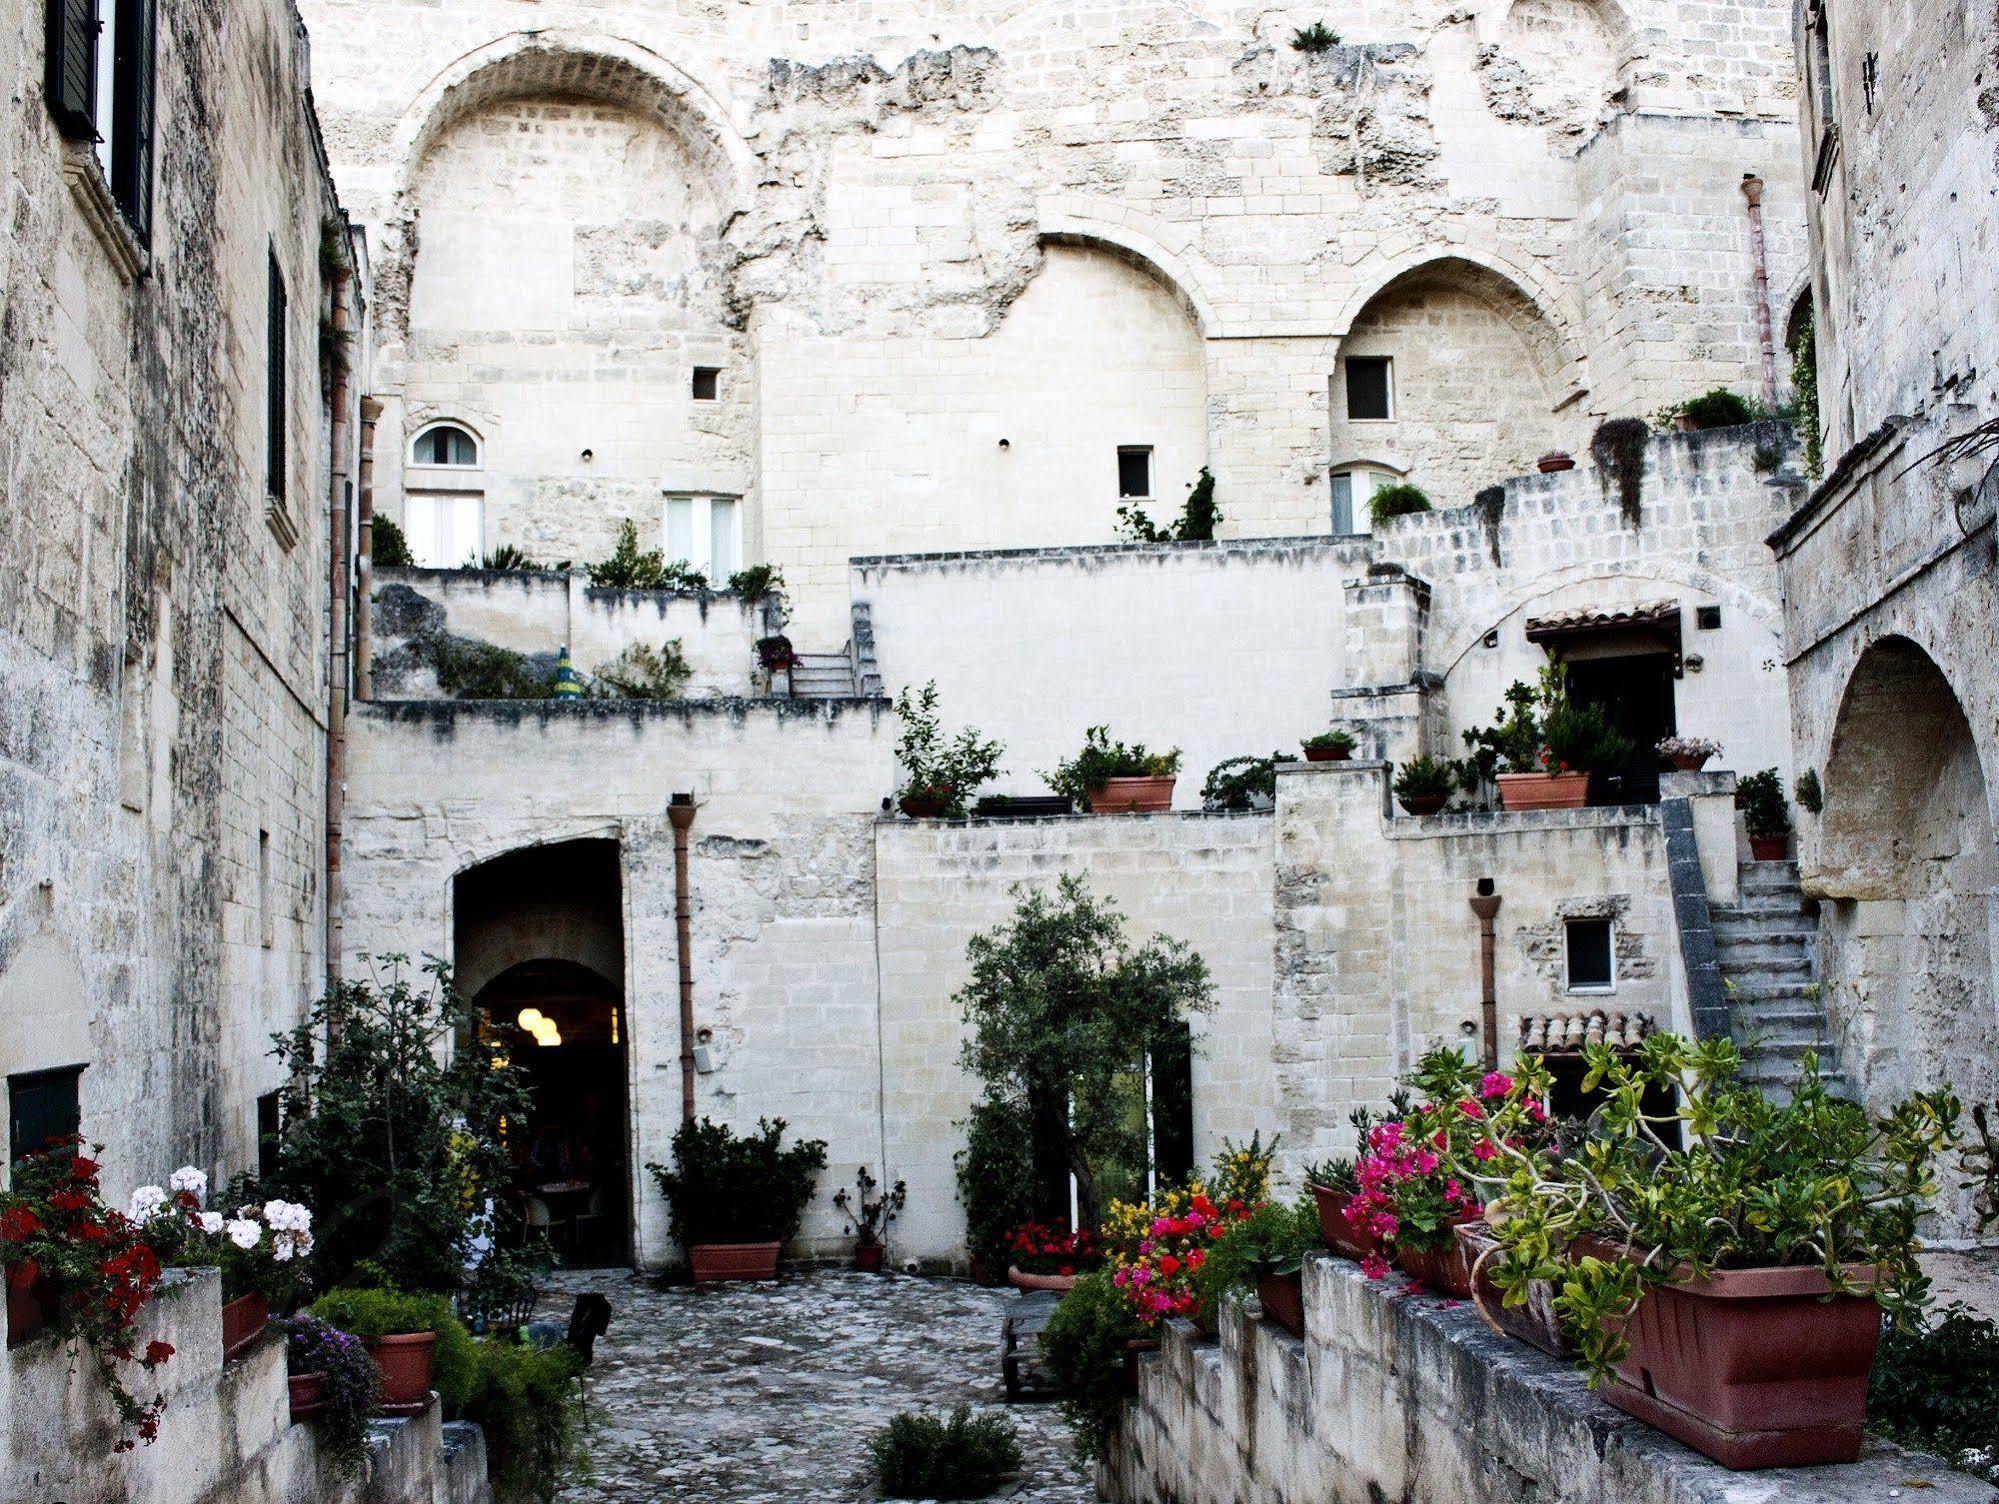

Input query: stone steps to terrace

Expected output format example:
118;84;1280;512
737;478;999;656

1716;860;1842;1098
788;652;857;697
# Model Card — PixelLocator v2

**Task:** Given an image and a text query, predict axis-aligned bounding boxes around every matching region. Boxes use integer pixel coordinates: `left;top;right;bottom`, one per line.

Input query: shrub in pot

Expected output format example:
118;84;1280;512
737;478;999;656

1665;387;1754;432
646;1117;828;1282
458;1335;587;1503
1738;767;1792;860
867;1406;1021;1500
1049;727;1181;813
1392;756;1454;815
1460;667;1632;811
892;681;1004;819
1302;729;1358;763
306;1288;475;1416
1041;1270;1147;1462
1305;1106;1396;1261
279;1314;378;1475
1200;753;1284;812
1192;1196;1318;1338
1469;1036;1959;1468
833;1165;906;1273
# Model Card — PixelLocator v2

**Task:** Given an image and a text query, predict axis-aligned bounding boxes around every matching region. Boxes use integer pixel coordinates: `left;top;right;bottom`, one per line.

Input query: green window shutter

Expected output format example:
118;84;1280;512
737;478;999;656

43;0;98;139
110;0;155;246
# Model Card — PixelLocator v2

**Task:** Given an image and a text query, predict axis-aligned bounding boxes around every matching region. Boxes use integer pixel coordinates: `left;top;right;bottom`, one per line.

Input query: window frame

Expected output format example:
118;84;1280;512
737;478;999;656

46;0;156;249
690;366;722;403
9;1064;85;1164
1116;445;1154;501
1329;462;1402;535
403;490;487;569
1564;917;1617;995
1343;355;1395;423
408;422;484;471
266;246;288;504
662;494;742;579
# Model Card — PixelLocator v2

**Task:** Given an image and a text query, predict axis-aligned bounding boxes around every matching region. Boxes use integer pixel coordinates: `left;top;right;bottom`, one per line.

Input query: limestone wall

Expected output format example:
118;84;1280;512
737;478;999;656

1105;1255;1993;1504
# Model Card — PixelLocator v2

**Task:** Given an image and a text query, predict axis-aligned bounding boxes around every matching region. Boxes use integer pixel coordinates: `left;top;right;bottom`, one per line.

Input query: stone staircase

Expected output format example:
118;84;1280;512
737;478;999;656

787;652;858;697
1715;859;1842;1097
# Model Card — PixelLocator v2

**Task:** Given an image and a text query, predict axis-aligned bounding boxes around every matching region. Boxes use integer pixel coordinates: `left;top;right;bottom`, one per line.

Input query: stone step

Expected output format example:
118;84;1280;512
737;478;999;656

1713;893;1813;919
1712;932;1818;964
1736;1017;1839;1050
1740;860;1802;893
1724;979;1821;1004
1716;954;1815;979
1711;908;1815;935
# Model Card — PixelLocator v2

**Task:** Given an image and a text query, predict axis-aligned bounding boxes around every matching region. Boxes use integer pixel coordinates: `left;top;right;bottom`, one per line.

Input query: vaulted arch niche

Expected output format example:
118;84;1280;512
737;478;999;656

1331;259;1574;514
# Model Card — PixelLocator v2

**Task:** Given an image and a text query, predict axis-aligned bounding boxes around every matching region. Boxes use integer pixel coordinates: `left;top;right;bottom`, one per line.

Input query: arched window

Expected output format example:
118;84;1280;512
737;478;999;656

1330;464;1402;535
410;422;481;469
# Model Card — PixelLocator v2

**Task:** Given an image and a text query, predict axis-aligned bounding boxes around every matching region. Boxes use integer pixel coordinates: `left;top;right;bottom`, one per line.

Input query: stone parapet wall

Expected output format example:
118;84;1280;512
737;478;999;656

1105;1254;1992;1504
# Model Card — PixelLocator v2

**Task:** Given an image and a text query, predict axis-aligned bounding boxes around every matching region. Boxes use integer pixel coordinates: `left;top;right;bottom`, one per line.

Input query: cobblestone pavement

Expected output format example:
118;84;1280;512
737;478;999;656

542;1267;1097;1503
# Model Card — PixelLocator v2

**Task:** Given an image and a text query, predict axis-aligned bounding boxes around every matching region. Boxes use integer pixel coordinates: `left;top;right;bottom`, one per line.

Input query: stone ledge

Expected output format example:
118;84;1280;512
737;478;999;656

358;696;888;729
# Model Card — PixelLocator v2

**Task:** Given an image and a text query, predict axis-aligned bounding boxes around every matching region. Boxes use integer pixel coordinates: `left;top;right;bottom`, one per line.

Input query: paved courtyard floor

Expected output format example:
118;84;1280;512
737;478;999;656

542;1267;1097;1503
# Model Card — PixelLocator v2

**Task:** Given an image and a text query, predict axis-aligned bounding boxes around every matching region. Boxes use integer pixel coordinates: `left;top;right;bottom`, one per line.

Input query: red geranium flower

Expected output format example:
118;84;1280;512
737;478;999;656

0;1205;44;1242
70;1156;99;1181
144;1340;174;1367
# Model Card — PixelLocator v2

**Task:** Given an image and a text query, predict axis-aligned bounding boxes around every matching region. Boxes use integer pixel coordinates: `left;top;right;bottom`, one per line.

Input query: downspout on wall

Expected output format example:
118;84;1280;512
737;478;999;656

354;395;381;700
324;262;355;988
1470;881;1502;1068
669;794;699;1122
1742;174;1781;406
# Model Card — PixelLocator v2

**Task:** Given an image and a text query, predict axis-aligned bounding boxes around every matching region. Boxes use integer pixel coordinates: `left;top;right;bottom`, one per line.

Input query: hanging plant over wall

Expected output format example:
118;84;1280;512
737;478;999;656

1590;418;1651;528
1474;485;1507;567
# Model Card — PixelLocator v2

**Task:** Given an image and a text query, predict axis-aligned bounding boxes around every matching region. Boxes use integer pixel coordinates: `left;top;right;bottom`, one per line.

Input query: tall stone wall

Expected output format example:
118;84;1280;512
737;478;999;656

0;0;347;1197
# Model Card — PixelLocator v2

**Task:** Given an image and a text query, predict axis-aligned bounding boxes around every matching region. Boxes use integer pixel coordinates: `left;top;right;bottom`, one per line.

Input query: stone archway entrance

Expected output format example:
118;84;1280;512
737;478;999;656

1818;638;1997;1227
455;838;631;1266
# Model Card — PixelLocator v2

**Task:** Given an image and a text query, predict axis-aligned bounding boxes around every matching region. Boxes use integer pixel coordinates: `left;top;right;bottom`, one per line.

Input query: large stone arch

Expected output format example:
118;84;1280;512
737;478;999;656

1036;197;1222;338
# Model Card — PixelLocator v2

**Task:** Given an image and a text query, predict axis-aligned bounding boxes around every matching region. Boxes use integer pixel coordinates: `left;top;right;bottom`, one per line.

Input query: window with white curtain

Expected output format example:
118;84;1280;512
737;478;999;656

664;495;741;578
404;492;485;568
1330;465;1398;535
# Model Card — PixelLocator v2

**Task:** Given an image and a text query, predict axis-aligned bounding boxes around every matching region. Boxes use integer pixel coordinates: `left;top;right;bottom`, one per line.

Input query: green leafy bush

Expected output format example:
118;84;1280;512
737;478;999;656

460;1337;586;1504
726;563;785;603
1186;1196;1318;1316
1870;1305;1999;1481
475;545;567;572
425;636;557;700
305;1288;478;1414
1041;1270;1146;1461
1368;483;1432;526
1047;727;1182;808
1291;21;1340;51
1458;666;1633;779
646;1117;828;1247
1737;767;1792;837
1302;729;1357;756
867;1406;1021;1499
373;516;414;568
894;681;1005;816
955;1096;1041;1278
1115;466;1222;543
1201;753;1283;811
586;519;708;592
1791;306;1822;479
590;641;692;699
1669;387;1755;430
1392;756;1454;803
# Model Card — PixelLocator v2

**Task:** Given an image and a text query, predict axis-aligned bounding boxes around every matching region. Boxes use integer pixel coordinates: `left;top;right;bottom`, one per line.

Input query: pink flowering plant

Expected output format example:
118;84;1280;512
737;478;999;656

1104;1134;1276;1325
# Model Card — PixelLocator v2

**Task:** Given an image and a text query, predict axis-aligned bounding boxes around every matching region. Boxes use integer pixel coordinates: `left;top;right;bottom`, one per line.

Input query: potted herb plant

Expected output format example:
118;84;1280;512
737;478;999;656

832;1166;907;1273
1738;768;1792;860
1657;735;1722;772
1049;727;1181;813
892;681;1004;819
1003;1221;1101;1293
279;1313;379;1475
1392;756;1454;816
1301;729;1358;763
646;1116;828;1282
306;1287;472;1417
1469;1037;1958;1469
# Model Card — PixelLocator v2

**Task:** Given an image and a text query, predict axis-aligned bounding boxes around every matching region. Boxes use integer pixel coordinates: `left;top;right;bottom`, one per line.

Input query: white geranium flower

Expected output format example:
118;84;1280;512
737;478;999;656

169;1166;208;1200
199;1212;224;1235
271;1240;294;1263
225;1218;262;1250
127;1186;168;1223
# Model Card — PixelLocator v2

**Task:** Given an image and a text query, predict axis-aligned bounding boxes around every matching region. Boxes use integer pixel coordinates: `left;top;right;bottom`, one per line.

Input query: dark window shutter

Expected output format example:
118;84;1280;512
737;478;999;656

9;1066;84;1162
267;249;287;500
43;0;98;139
110;0;155;245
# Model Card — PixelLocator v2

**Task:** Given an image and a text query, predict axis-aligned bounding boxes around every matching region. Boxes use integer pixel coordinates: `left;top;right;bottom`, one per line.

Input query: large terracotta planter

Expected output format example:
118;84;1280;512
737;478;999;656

368;1331;438;1416
288;1371;328;1421
1497;771;1591;811
5;1268;56;1348
1669;752;1712;772
1538;451;1576;473
1121;1337;1158;1395
690;1241;782;1282
1748;834;1790;862
1596;1257;1884;1468
1086;776;1175;813
222;1291;270;1360
1007;1265;1079;1294
854;1241;886;1274
1394;1212;1484;1297
1310;1183;1382;1263
1303;745;1352;763
1456;1223;1573;1358
1256;1271;1305;1337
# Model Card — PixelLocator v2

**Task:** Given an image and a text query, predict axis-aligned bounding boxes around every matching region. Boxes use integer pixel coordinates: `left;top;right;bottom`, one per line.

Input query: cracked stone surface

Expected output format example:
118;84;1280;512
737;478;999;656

542;1267;1096;1502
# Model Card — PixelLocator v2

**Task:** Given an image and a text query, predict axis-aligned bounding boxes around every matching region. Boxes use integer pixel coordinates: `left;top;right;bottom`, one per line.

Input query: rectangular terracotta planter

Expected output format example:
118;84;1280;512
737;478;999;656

1456;1223;1573;1358
1393;1211;1484;1297
1599;1259;1883;1469
1086;776;1175;813
222;1291;270;1361
1309;1183;1382;1263
1255;1271;1305;1337
1497;771;1590;811
689;1240;782;1282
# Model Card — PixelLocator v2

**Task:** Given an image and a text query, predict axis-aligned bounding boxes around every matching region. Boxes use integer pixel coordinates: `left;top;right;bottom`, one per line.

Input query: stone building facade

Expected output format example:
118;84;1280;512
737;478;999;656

1771;0;1999;1202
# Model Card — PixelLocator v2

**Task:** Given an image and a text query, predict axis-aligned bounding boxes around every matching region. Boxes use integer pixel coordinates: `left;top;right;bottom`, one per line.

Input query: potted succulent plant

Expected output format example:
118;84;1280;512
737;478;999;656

1391;756;1454;816
1461;668;1633;811
1301;729;1358;763
647;1116;828;1282
832;1166;907;1273
1003;1221;1101;1293
1049;727;1181;813
306;1288;468;1417
1657;734;1722;772
1466;1038;1958;1469
892;682;1004;819
1738;768;1792;860
279;1313;379;1476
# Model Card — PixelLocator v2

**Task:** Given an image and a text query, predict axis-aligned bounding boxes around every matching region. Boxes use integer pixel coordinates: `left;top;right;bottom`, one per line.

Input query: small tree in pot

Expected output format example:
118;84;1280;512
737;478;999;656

893;682;1004;818
1738;768;1792;860
1301;729;1358;763
1392;756;1455;815
647;1118;828;1282
832;1166;907;1273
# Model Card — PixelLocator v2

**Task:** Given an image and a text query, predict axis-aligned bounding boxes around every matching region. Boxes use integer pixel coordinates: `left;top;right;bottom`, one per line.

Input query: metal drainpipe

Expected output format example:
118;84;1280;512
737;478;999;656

1470;880;1503;1068
1741;174;1780;406
668;794;698;1123
354;396;382;700
325;268;355;988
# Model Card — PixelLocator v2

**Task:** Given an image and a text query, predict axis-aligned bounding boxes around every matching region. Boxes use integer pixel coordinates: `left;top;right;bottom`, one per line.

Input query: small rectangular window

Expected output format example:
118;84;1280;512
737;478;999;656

266;249;287;501
256;1091;281;1180
1566;918;1615;992
1345;357;1393;421
1696;604;1722;631
258;828;273;949
1117;446;1153;500
9;1065;83;1163
691;366;721;401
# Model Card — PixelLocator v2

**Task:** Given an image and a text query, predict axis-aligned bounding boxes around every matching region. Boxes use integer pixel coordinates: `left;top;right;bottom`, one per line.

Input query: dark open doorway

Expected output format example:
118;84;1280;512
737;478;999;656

455;838;631;1267
1565;652;1677;805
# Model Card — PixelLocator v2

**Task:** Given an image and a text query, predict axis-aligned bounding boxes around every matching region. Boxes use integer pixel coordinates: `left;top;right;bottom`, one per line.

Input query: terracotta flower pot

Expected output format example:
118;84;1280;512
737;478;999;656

5;1268;57;1349
854;1241;885;1274
1309;1183;1382;1262
1595;1256;1885;1468
689;1241;782;1283
1087;775;1176;813
222;1291;270;1361
1456;1223;1573;1358
1007;1265;1079;1294
1255;1271;1306;1337
898;790;952;819
1673;413;1700;433
368;1331;438;1417
1670;752;1712;772
1303;745;1352;763
1497;770;1590;811
1121;1337;1158;1395
1397;793;1448;816
288;1371;328;1421
1748;833;1790;862
1394;1212;1484;1297
1538;451;1576;473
